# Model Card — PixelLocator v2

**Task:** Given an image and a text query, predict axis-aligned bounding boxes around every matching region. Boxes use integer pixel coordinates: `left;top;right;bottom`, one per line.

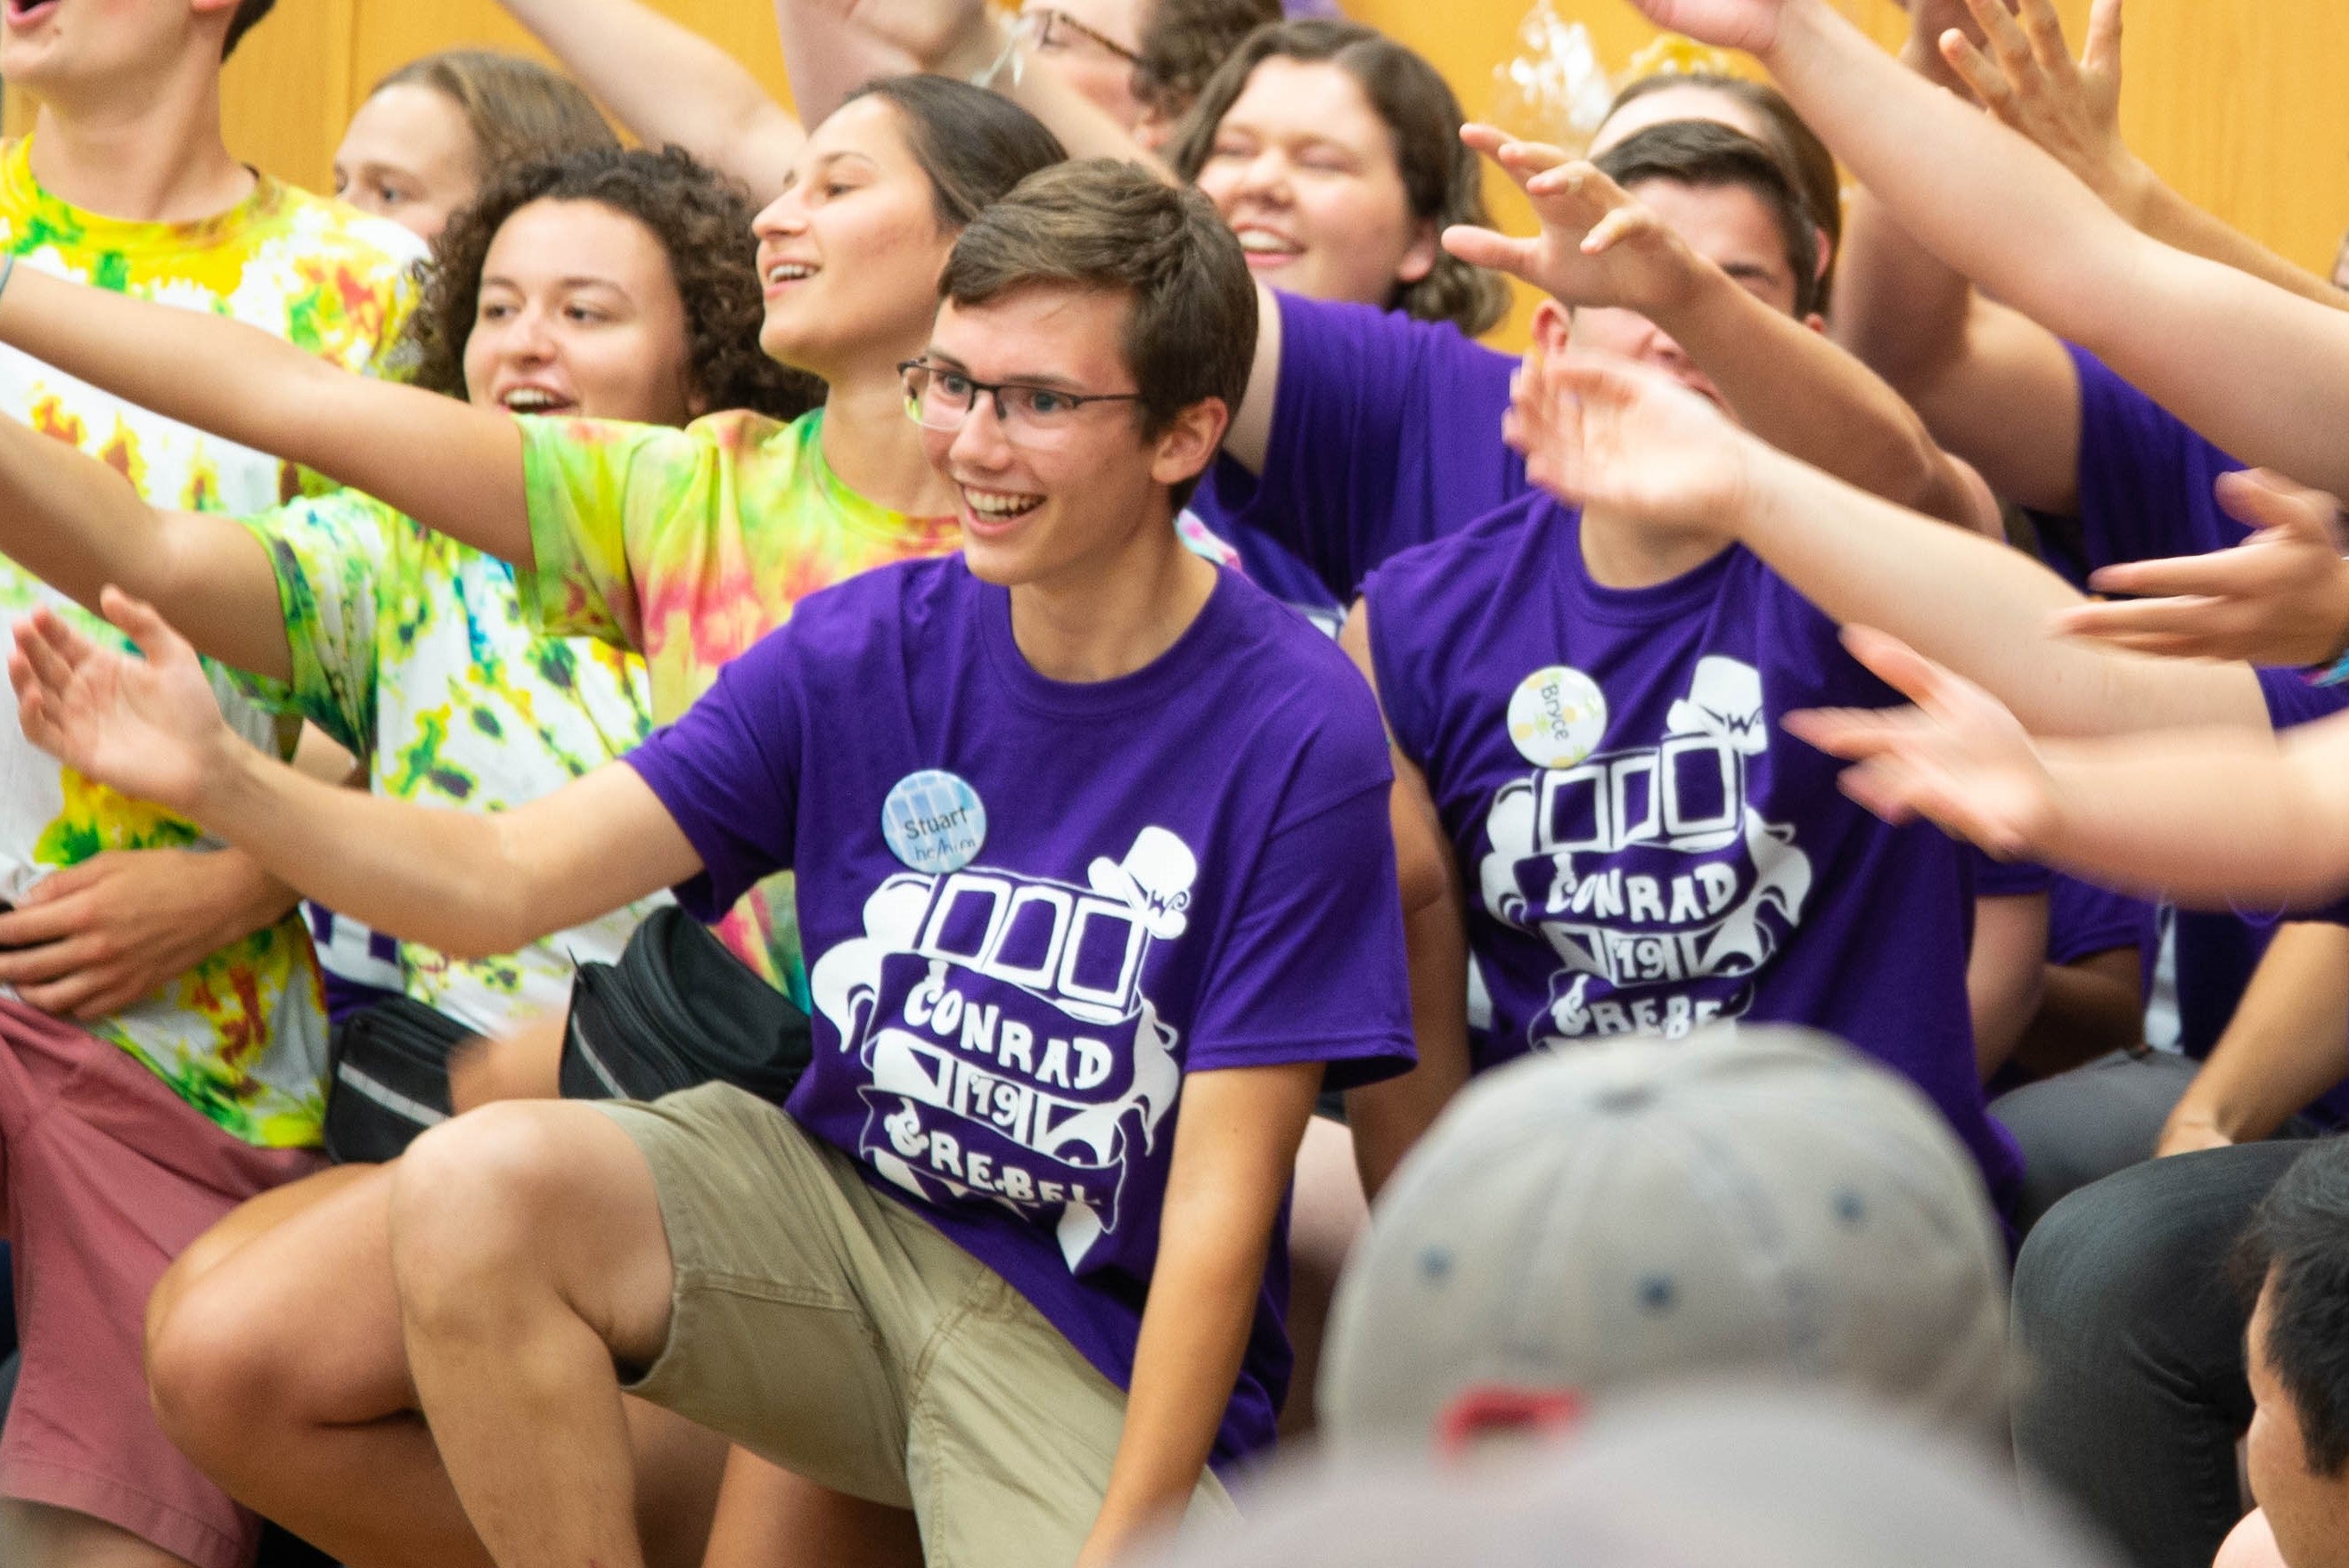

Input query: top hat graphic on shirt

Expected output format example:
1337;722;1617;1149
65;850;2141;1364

1088;827;1198;942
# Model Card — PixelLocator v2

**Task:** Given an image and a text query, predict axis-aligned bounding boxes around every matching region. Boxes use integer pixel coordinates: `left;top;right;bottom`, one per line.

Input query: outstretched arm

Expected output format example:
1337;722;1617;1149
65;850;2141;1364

10;592;698;960
1788;626;2349;909
0;265;530;566
1938;0;2347;310
1628;0;2349;498
1445;129;1990;531
0;417;291;680
497;0;805;201
1511;347;2267;736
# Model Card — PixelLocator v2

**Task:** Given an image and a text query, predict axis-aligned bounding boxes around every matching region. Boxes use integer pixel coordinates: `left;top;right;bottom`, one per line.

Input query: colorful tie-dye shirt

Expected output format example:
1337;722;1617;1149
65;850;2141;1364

231;489;667;1036
520;408;962;1003
0;137;424;1147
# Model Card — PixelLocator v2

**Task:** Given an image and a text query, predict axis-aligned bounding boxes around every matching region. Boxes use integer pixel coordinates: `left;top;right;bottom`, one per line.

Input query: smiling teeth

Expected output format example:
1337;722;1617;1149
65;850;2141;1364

502;389;566;412
1236;231;1298;254
767;263;816;283
967;489;1043;518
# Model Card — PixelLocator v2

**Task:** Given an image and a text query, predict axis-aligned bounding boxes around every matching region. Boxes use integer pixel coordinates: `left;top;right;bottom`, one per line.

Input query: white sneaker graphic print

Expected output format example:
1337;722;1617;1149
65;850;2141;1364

1479;657;1813;1046
809;828;1192;1270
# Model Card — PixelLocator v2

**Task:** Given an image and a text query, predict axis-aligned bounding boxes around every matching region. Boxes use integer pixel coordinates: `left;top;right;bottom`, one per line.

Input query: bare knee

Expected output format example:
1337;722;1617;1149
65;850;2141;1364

389;1102;669;1358
146;1262;296;1476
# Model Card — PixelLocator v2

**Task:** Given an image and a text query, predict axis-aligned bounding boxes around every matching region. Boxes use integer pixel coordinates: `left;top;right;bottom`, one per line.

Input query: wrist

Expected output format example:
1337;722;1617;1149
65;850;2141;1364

1898;34;1967;93
2102;154;2159;230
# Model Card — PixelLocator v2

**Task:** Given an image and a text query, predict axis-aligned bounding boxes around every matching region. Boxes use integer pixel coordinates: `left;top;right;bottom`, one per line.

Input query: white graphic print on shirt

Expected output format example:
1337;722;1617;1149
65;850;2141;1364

809;827;1194;1269
1478;656;1813;1046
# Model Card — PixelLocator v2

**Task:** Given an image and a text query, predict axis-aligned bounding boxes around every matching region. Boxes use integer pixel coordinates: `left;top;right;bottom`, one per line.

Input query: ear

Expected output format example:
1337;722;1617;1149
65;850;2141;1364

1529;298;1573;357
1150;397;1230;491
1394;217;1441;288
1801;311;1827;336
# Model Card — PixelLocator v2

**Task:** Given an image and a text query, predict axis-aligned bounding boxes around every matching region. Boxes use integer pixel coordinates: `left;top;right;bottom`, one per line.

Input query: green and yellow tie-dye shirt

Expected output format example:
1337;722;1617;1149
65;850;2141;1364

232;490;667;1035
519;408;961;1004
0;136;424;1147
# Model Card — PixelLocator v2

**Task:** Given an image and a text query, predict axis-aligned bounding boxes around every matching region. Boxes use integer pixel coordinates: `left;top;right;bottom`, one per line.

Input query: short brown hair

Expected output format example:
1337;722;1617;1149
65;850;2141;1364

1605;72;1840;308
1593;120;1823;319
222;0;274;59
412;145;818;421
372;51;617;178
1132;0;1280;123
1169;20;1510;338
940;160;1256;493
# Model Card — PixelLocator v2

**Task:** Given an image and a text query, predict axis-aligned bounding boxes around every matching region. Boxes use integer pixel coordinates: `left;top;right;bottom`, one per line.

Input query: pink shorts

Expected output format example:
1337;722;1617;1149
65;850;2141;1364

0;999;324;1568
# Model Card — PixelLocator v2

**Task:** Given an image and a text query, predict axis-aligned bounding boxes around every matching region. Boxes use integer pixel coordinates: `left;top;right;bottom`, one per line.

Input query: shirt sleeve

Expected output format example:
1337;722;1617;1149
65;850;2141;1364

2258;666;2349;731
229;490;398;754
516;414;723;650
1203;291;1518;600
1185;775;1416;1092
2046;876;2148;966
2067;342;2247;566
620;625;805;920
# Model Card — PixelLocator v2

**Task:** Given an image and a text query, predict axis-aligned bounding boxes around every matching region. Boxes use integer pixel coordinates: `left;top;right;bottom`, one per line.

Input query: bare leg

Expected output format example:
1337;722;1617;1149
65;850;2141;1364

700;1450;924;1568
1280;1115;1369;1439
144;1163;379;1352
388;1102;678;1568
147;1160;724;1568
0;1501;196;1568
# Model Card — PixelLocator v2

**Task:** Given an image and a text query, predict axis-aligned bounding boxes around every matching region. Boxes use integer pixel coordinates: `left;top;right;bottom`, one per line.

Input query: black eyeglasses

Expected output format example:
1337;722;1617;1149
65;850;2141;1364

899;359;1144;450
1024;6;1142;65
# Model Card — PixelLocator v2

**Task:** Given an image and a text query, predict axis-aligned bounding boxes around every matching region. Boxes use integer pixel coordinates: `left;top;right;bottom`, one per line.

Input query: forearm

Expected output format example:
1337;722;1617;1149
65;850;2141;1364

1966;892;2049;1080
1759;0;2349;496
1732;440;2265;735
2014;946;2142;1077
2136;181;2349;311
0;420;294;680
0;266;532;565
2027;720;2349;904
1660;265;1975;527
925;13;1175;176
2167;922;2349;1142
191;742;564;960
1348;889;1471;1199
503;0;803;201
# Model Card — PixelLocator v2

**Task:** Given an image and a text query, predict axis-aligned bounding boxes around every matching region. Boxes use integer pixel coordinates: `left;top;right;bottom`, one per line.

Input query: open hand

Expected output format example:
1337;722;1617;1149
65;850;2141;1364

2050;470;2349;665
1939;0;2144;216
1783;626;2060;857
1444;127;1702;315
1507;348;1754;532
10;588;244;821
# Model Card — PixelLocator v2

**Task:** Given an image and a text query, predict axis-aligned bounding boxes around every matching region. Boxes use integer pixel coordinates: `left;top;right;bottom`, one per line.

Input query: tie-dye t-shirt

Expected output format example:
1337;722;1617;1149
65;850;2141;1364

231;489;666;1035
518;408;962;1004
0;137;423;1147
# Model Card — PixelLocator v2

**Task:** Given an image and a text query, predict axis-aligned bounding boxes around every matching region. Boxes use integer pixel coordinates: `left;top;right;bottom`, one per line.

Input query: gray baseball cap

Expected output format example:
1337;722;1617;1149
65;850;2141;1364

1139;1389;2118;1568
1320;1025;2009;1450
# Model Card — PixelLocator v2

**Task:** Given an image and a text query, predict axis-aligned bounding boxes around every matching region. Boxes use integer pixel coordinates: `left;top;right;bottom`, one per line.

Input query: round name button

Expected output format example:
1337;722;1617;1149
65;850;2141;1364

881;770;987;875
1507;666;1608;769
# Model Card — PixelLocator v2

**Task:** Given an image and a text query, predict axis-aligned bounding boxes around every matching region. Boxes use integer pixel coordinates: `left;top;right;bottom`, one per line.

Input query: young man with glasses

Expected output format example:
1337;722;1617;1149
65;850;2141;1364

8;160;1415;1568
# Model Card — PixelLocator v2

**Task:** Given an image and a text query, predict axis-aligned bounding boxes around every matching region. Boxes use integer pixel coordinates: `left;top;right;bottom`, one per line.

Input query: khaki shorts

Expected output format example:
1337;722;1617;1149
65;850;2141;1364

594;1082;1234;1568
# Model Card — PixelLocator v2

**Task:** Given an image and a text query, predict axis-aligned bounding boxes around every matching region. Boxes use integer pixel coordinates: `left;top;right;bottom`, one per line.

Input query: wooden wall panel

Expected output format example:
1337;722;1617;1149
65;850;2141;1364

5;0;2342;336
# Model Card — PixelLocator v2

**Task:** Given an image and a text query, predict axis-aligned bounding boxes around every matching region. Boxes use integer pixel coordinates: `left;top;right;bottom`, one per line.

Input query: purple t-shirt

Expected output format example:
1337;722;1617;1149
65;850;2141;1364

1198;290;1522;603
624;556;1414;1467
1366;494;2022;1208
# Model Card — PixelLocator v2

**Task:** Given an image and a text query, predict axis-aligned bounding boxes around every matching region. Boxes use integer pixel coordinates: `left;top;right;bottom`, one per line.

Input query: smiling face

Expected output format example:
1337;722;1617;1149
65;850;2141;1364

332;82;480;241
1189;55;1436;309
460;197;700;426
916;287;1218;592
1564;176;1809;414
751;95;962;384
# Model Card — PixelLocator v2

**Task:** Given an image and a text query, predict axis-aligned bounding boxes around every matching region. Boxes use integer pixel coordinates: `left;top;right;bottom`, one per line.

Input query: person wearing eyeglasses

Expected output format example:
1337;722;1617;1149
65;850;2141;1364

9;160;1415;1568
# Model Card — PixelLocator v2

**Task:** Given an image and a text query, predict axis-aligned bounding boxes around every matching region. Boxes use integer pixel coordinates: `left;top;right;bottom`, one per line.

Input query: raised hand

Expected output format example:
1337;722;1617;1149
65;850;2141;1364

1506;347;1755;532
9;588;247;820
1620;0;1788;56
2048;470;2349;665
1938;0;2144;216
1783;625;2059;857
1443;127;1705;315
